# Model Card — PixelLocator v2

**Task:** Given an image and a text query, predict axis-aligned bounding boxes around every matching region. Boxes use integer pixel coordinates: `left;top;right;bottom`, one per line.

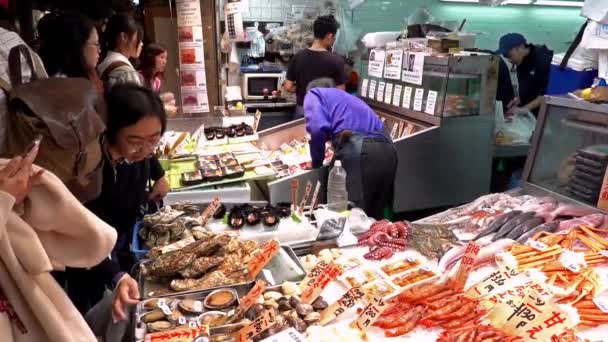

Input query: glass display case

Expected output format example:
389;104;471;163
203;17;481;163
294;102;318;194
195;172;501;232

360;52;497;119
524;97;608;211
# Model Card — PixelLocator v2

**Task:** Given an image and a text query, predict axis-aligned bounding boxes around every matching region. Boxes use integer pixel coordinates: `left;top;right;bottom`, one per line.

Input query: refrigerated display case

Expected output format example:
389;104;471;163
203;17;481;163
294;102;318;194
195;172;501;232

360;53;499;212
523;96;608;211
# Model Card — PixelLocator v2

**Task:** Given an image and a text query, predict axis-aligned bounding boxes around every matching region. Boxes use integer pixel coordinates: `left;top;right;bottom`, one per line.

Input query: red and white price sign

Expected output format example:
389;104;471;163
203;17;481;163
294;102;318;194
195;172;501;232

449;241;482;290
200;197;221;226
247;239;280;279
350;294;388;334
145;325;209;341
235;280;266;316
237;309;276;342
320;287;366;325
300;261;344;304
298;259;330;291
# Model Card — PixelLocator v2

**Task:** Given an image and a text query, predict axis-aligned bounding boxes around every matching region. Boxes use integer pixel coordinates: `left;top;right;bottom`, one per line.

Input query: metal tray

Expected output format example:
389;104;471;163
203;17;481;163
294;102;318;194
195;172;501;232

134;287;246;340
138;246;305;299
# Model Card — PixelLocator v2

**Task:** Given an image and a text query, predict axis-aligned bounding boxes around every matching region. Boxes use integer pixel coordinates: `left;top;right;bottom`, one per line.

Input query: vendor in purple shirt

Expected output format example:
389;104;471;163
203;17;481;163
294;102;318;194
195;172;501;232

304;78;398;220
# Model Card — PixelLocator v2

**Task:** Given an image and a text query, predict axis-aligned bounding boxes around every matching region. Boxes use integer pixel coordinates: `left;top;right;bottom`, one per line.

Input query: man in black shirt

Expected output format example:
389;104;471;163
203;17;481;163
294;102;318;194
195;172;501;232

497;33;553;117
284;15;346;119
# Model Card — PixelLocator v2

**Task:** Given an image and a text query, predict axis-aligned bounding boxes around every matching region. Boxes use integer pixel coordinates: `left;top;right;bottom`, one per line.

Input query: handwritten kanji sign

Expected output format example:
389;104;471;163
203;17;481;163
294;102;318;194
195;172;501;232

144;325;209;341
200;197;221;226
466;265;521;300
298;181;313;215
298;259;330;291
320;287;365;325
235;280;266;317
247;239;280;279
237;309;276;342
488;287;573;341
350;294;389;334
449;241;482;290
300;261;343;304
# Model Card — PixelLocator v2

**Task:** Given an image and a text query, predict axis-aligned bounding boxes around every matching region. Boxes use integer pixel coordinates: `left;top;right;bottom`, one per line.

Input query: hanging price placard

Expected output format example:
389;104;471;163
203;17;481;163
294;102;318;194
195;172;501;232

237;309;277;342
350;294;388;334
247;239;280;279
448;241;482;290
320;287;365;325
300;261;344;304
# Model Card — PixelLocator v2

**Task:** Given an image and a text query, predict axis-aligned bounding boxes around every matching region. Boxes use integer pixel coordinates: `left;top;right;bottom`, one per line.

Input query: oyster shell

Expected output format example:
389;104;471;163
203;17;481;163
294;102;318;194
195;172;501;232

156;230;171;246
170;270;230;292
147;321;174;332
142;252;197;279
166;310;186;324
178;256;225;278
171;202;200;216
199;311;228;327
191;226;210;240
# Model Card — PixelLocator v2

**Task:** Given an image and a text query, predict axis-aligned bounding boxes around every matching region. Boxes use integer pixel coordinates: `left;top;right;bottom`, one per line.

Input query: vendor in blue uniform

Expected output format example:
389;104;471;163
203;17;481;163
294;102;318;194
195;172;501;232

497;33;553;117
303;78;398;220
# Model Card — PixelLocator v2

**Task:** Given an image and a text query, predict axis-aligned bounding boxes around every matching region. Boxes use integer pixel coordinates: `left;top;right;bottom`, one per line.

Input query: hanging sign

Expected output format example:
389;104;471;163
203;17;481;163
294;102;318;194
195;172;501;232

402;52;425;85
368;49;386;78
384;83;393;104
384;49;403;80
360;79;369;97
177;0;209;113
392;84;403;106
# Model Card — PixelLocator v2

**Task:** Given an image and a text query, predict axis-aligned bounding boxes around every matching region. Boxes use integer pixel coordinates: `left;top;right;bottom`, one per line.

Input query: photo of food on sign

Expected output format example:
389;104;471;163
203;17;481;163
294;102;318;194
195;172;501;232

179;26;194;42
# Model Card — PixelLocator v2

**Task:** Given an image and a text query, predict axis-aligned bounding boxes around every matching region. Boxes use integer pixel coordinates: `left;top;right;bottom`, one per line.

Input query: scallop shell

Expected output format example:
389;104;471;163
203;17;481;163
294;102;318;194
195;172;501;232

178;299;204;314
203;289;237;310
198;311;229;327
147;321;174;332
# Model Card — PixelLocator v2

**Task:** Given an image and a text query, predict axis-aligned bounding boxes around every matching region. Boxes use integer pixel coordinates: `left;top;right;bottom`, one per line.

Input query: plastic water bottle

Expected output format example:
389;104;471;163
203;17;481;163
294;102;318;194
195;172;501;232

327;160;348;212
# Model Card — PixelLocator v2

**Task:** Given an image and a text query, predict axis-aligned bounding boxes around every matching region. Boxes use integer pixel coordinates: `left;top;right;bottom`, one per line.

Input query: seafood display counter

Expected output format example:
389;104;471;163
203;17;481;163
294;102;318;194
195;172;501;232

360;53;498;212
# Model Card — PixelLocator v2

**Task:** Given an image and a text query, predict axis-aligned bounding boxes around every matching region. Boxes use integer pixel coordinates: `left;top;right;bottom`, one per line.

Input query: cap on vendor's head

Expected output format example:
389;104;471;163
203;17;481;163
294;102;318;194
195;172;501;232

497;33;527;56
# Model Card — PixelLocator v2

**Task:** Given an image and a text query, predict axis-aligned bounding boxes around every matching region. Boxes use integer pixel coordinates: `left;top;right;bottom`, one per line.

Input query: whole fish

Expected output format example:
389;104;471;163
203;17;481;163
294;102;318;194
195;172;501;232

473;239;516;268
558;214;605;231
505;217;545;240
492;212;536;241
517;221;559;243
438;244;467;272
473;210;522;241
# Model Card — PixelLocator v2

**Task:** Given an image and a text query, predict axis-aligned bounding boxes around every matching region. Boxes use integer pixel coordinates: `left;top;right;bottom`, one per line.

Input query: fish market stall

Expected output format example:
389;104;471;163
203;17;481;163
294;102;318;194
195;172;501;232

360;52;498;212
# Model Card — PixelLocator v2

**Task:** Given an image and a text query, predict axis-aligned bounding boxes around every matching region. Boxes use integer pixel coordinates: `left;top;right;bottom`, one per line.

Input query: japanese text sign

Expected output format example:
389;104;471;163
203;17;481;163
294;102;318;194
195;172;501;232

237;309;276;342
466;265;521;300
236;280;266;316
449;241;482;290
350;294;388;334
247;239;280;279
320;287;366;325
145;325;209;342
301;261;343;304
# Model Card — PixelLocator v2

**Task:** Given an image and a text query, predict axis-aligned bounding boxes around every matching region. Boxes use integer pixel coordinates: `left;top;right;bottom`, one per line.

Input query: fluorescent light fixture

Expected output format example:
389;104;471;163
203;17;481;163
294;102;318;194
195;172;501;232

533;0;584;6
440;0;584;6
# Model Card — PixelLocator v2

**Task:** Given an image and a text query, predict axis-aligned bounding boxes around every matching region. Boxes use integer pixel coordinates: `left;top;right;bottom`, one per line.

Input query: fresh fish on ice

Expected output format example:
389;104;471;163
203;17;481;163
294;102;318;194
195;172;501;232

517;221;560;243
492;212;536;241
505;217;545;240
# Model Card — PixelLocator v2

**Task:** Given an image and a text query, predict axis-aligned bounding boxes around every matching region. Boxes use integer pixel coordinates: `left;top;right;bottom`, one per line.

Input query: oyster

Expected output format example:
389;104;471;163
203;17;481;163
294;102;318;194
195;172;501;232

217;237;240;256
179;228;193;240
147;321;174;332
143;207;185;226
178;256;225;278
171;202;200;216
186;236;227;257
240;240;259;254
198;311;228;327
166;310;186;324
191;226;210;240
155;230;171;246
170;270;229;292
142;252;197;279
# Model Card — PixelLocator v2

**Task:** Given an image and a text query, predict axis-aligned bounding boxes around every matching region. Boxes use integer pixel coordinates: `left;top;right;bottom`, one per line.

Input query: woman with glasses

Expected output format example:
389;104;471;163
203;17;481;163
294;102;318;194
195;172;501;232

66;84;169;324
38;12;104;94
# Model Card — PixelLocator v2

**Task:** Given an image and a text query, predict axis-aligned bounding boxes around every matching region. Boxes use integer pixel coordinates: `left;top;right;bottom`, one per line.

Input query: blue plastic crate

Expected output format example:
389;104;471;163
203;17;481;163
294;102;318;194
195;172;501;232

131;222;149;261
547;64;597;95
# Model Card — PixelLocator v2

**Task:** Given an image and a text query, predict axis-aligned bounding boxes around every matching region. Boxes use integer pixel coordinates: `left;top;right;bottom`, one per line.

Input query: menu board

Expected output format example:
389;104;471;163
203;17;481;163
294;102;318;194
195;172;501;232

177;0;209;113
383;49;403;80
368;49;386;78
402;52;425;85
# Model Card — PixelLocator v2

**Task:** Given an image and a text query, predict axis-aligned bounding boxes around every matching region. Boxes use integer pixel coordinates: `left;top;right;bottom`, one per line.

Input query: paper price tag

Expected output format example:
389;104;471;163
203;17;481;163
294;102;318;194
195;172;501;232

360;79;369;97
236;280;266;317
413;88;424;112
247;239;280;279
392;85;403;106
178;316;187;325
161;305;172;316
449;241;482;290
320;287;365;325
298;181;313;215
601;250;608;258
189;321;197;329
593;297;608;313
376;82;386;102
310;181;322;210
389;123;399;140
157;299;166;308
369;80;377;99
527;240;548;251
384;83;393;104
406;254;417;263
424;90;438;115
145;326;210;342
350;295;388;333
237;309;276;342
467;264;521;301
299;259;330;291
301;261;343;304
559;250;585;273
193;301;203;312
402;87;412;109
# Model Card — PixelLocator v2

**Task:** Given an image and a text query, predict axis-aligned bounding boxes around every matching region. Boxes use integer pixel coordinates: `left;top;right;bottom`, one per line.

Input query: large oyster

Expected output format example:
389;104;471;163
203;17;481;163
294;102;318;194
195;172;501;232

170;202;200;216
170;270;230;292
178;256;225;278
142;251;197;279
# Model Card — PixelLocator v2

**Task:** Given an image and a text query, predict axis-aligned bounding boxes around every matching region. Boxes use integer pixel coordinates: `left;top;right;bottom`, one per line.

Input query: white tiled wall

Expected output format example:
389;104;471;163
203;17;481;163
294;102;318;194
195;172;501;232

221;0;325;22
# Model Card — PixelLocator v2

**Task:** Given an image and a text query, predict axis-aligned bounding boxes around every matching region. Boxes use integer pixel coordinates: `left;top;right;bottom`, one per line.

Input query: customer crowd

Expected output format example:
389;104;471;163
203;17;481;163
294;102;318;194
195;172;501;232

0;2;173;341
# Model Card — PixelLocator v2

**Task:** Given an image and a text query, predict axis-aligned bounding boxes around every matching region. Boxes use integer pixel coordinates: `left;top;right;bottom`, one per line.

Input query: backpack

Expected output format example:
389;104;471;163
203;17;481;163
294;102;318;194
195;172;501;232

0;44;106;203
